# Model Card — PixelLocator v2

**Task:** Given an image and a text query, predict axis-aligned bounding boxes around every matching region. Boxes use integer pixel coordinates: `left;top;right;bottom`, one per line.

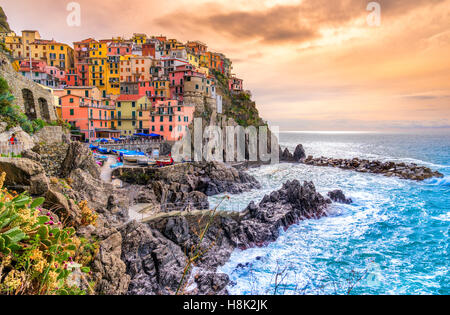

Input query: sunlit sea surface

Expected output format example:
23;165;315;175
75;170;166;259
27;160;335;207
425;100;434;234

209;132;450;295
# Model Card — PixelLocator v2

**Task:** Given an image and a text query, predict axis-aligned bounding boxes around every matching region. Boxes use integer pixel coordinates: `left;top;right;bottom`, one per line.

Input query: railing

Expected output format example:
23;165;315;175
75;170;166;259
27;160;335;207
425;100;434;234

0;142;25;156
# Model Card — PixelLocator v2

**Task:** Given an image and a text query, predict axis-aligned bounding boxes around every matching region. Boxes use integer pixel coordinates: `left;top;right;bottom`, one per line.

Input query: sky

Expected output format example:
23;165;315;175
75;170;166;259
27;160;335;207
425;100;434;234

1;0;449;132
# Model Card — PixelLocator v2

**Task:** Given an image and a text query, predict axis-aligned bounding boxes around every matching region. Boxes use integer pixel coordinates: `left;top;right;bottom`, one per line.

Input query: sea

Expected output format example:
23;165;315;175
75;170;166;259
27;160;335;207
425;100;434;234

209;131;450;295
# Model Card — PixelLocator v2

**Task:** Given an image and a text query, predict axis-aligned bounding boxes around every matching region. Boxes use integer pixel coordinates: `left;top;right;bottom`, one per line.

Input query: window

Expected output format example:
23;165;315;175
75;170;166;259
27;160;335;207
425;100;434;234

169;125;173;132
69;98;74;103
160;126;164;131
85;90;89;97
152;126;155;131
70;109;74;115
160;116;163;122
151;116;155;122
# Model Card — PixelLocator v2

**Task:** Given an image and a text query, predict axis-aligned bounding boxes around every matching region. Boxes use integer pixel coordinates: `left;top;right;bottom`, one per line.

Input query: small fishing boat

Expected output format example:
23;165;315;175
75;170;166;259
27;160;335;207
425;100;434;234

156;157;174;167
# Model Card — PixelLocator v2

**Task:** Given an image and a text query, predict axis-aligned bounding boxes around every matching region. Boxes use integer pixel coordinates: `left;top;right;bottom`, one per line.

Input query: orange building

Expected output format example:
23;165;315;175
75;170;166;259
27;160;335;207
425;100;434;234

60;87;119;141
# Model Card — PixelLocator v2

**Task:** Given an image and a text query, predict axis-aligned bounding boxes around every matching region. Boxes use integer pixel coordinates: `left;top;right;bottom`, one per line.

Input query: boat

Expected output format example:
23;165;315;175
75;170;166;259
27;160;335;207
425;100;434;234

156;157;174;167
97;147;111;154
123;155;141;163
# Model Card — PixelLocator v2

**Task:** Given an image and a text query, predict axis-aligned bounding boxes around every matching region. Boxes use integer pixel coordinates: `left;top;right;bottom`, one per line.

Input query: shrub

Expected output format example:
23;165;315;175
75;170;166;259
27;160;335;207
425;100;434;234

0;172;93;295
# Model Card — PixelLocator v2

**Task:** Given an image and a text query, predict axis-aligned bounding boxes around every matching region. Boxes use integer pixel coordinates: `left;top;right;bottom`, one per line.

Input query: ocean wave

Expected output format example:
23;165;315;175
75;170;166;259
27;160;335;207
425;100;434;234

423;176;450;186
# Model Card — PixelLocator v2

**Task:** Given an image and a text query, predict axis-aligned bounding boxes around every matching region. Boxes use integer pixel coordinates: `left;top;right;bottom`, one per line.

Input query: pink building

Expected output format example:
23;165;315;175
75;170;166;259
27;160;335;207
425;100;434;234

60;87;119;141
149;100;195;141
19;59;66;88
107;42;132;56
229;76;243;93
169;64;197;102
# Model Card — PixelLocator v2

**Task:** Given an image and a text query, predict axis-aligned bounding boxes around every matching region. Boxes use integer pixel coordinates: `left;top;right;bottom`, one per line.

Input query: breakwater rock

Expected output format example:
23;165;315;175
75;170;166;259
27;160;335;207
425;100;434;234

304;155;443;181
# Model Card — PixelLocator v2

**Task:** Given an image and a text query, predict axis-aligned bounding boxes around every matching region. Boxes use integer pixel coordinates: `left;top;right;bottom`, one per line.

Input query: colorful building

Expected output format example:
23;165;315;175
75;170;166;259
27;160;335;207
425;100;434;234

60;87;118;140
115;94;151;136
73;38;96;87
150;100;195;141
19;59;66;88
229;75;243;93
88;41;108;96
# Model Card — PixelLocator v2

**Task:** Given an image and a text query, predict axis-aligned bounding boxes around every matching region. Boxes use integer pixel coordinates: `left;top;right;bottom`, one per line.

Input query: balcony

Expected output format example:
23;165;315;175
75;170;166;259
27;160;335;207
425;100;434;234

80;102;115;110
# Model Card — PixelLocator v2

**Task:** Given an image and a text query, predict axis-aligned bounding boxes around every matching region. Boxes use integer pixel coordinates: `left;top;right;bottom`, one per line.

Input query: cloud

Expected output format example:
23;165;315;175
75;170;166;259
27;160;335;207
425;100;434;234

155;0;445;45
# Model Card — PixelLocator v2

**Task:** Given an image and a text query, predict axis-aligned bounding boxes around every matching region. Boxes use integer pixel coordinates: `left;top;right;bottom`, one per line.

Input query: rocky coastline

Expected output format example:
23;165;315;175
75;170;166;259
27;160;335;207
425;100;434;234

1;126;445;295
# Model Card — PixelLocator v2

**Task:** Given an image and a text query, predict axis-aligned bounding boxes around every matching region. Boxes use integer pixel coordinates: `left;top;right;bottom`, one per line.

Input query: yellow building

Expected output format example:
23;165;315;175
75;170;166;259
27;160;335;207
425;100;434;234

197;66;210;76
187;53;199;69
89;41;108;97
3;33;23;58
152;79;170;99
132;33;147;45
199;53;210;68
107;56;120;95
115;94;151;135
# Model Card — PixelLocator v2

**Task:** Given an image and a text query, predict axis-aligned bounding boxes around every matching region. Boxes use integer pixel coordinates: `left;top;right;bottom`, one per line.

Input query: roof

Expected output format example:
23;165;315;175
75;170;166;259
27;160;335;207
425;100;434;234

117;94;147;101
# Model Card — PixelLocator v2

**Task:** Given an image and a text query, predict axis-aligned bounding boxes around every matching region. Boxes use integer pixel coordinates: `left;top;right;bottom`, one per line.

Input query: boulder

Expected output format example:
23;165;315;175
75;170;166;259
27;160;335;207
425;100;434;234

0;157;49;194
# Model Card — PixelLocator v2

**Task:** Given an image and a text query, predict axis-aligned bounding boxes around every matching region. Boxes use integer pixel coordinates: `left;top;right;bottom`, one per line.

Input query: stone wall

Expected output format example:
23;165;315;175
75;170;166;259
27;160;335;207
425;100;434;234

0;52;58;122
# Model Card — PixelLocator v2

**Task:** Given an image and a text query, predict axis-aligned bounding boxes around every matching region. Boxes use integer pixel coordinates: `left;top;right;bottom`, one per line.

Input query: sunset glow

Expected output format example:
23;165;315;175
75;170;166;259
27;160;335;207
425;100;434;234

2;0;449;131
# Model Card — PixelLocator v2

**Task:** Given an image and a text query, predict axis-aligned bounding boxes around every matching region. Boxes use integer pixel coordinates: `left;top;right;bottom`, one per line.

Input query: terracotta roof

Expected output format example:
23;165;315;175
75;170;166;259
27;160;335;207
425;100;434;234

117;94;146;101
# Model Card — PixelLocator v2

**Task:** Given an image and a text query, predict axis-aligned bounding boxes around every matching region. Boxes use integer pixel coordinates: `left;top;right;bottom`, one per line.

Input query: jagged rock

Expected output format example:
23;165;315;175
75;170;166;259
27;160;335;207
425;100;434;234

280;146;295;161
119;220;187;295
69;168;108;207
92;231;130;295
327;190;353;204
0;157;49;194
293;144;306;161
194;272;229;295
142;179;335;294
60;141;100;179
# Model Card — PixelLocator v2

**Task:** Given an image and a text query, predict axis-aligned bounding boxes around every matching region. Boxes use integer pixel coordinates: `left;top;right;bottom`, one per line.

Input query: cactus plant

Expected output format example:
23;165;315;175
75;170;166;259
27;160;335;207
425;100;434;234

0;172;95;295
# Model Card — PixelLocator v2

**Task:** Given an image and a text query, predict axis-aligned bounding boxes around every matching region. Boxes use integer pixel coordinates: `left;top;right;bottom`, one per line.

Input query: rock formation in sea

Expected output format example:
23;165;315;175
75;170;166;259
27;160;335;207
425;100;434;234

280;144;443;181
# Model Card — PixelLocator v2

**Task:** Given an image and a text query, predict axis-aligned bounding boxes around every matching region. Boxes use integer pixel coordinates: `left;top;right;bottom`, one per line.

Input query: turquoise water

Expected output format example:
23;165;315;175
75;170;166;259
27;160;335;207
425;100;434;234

211;132;450;295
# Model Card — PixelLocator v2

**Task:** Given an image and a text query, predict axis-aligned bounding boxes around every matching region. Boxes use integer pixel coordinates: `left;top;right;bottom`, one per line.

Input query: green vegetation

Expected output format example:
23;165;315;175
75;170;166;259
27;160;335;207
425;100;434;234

212;70;266;128
0;172;96;295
